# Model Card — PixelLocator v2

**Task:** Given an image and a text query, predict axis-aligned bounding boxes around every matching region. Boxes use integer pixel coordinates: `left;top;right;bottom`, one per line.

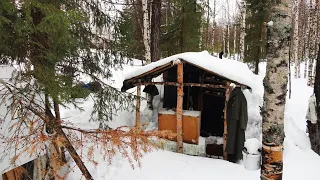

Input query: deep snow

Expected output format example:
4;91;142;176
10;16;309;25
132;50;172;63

65;60;319;180
1;58;320;180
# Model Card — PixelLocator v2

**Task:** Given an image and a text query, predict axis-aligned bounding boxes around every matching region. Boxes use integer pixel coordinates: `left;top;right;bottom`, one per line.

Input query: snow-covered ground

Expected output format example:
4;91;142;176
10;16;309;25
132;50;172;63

65;60;320;180
1;56;320;179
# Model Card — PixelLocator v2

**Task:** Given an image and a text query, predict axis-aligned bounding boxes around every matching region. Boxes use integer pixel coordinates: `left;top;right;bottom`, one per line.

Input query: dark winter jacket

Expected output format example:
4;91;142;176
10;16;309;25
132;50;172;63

226;87;248;160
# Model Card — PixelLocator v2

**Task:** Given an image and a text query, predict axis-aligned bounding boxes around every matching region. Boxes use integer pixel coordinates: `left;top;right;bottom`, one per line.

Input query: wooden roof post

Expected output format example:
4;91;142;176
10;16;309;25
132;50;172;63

136;81;141;127
223;81;231;160
176;61;184;153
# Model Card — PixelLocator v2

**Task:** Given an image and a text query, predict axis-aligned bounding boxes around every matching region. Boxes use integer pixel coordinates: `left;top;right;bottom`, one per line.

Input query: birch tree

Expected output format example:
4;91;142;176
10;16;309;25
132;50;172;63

293;0;301;78
199;0;206;50
307;0;317;86
226;0;230;58
261;0;291;179
212;0;216;52
304;0;312;78
239;1;246;62
142;0;151;64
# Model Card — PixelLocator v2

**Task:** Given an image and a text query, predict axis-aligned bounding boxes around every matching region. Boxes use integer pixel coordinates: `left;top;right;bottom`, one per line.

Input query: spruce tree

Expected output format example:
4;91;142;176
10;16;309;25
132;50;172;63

0;0;150;179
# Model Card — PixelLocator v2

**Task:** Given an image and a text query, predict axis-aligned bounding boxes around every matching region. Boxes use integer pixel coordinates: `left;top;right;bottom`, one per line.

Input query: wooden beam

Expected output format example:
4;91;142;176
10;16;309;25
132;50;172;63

133;82;225;89
176;62;184;153
125;62;173;83
136;84;141;127
223;81;231;160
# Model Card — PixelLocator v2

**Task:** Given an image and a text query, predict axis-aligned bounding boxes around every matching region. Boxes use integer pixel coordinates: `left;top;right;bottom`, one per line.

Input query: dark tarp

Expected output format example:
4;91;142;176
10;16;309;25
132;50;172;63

226;87;248;162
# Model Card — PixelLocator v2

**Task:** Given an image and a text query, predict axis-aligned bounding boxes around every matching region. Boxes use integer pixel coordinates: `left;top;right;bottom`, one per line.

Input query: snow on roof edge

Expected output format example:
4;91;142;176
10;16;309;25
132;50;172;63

123;51;257;91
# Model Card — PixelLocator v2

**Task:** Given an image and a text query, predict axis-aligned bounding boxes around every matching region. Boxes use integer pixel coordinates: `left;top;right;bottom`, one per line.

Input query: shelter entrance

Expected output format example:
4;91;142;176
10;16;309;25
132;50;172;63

200;93;225;137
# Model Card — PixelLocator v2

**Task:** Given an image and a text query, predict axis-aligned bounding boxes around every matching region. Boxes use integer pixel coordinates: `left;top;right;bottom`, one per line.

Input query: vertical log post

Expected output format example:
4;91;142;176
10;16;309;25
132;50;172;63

223;81;231;160
136;82;141;127
176;61;184;153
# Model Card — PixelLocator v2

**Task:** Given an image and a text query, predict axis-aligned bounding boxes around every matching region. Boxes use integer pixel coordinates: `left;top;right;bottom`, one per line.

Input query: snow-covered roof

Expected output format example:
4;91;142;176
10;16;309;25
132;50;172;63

123;51;256;89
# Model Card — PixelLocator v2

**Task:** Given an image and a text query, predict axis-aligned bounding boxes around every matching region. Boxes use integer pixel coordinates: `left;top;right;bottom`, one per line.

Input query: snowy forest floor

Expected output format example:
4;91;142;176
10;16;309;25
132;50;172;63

65;60;320;180
1;59;320;180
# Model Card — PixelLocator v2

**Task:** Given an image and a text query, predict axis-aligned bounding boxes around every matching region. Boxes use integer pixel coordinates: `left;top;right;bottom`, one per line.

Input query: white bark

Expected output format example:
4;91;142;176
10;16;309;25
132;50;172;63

142;0;151;64
304;1;311;78
33;155;48;180
293;0;301;78
226;0;230;58
211;0;216;52
227;25;230;58
223;27;226;54
308;1;317;86
199;0;206;50
261;0;291;178
239;1;246;62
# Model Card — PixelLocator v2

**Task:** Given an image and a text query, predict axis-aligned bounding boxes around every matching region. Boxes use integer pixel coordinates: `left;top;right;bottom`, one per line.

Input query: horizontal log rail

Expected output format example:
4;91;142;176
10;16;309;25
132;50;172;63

133;81;226;89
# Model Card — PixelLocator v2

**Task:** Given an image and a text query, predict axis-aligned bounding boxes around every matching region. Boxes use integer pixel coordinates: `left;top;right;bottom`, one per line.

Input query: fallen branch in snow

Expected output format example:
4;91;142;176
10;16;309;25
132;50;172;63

0;81;176;179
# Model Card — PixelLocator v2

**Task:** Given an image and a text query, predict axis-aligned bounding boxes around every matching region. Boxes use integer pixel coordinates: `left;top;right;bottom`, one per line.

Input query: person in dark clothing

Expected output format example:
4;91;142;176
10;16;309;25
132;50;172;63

219;51;224;59
226;86;248;163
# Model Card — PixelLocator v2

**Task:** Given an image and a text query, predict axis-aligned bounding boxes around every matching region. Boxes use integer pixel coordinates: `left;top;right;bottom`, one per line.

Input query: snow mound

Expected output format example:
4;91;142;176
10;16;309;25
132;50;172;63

244;138;261;155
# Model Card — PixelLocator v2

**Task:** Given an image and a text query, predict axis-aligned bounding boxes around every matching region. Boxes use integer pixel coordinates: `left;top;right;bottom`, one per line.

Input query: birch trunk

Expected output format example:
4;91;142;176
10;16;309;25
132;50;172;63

261;0;291;179
304;1;311;78
239;1;246;62
223;27;226;54
293;0;301;78
211;0;216;52
227;0;230;58
227;25;230;58
206;0;210;49
142;0;151;64
199;0;206;50
308;1;317;86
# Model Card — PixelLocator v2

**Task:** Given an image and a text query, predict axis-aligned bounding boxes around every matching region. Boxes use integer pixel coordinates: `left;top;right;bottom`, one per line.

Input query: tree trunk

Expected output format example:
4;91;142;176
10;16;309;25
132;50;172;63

239;1;246;62
151;0;161;62
205;0;210;49
211;0;216;52
254;25;262;75
226;0;230;58
308;1;317;86
293;0;301;78
261;0;291;179
311;43;320;155
233;25;237;60
304;0;311;78
199;0;206;50
180;5;185;53
227;25;230;58
142;0;151;64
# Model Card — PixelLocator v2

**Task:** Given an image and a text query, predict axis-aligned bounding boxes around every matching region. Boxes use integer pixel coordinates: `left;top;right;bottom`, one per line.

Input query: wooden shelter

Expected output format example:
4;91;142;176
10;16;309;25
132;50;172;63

121;52;254;159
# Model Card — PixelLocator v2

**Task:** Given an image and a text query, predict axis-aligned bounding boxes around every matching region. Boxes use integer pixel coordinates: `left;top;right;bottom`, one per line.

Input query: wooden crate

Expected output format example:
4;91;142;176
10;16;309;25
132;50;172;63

158;110;201;144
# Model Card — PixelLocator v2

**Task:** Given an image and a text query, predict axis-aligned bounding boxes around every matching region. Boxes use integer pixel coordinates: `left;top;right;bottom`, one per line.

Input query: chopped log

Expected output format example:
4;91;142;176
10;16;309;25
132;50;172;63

136;84;141;127
133;82;225;89
176;62;184;153
223;81;231;160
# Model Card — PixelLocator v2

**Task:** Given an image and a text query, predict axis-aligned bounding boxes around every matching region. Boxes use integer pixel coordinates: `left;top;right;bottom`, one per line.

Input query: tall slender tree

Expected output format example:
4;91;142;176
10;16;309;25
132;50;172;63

261;0;291;179
310;43;320;155
293;0;301;78
308;0;318;86
239;1;246;62
142;0;151;64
